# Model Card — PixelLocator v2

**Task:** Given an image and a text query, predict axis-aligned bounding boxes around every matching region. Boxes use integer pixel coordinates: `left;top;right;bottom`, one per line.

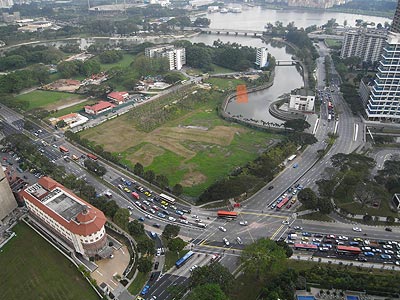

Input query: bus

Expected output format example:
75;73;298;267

87;153;98;161
294;243;318;251
159;193;176;204
288;154;297;161
175;251;195;268
277;197;289;209
59;146;69;153
217;210;238;219
336;245;361;255
328;101;333;109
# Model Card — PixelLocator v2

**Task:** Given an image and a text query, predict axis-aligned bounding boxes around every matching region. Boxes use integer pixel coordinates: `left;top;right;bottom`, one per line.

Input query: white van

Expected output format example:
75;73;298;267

197;223;207;228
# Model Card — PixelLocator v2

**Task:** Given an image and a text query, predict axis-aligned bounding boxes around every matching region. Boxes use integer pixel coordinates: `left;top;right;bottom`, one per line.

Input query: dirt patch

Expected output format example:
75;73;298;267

127;143;165;166
180;171;207;187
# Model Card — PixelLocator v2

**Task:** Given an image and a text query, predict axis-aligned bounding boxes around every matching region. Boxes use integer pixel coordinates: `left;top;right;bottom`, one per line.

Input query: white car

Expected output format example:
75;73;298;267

223;238;230;246
145;214;152;219
189;265;199;272
236;237;243;244
168;216;176;222
239;221;248;226
218;226;227;232
352;227;362;232
282;220;289;225
192;215;198;218
150;209;156;214
180;219;189;224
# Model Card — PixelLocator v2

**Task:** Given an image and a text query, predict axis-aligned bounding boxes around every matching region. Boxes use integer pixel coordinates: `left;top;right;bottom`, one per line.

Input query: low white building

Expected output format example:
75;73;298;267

49;113;89;129
255;47;269;68
393;194;400;210
289;88;315;112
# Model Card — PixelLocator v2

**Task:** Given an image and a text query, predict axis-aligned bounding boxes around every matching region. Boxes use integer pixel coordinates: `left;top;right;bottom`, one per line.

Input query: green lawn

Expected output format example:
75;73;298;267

298;211;333;222
325;39;342;49
209;64;234;74
16;90;83;110
48;99;97;118
205;77;247;90
163;250;189;272
127;271;149;295
0;222;99;300
97;54;135;71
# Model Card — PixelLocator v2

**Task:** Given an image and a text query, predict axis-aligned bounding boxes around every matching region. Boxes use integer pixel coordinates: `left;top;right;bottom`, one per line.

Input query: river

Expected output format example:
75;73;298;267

207;6;391;30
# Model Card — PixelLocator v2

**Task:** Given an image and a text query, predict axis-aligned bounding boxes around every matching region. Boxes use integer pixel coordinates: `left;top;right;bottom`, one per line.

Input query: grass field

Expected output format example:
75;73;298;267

209;64;234;74
325;39;342;48
163;250;189;272
48;99;97;118
128;271;149;295
79;91;279;196
205;77;247;90
16;90;85;111
97;54;135;71
0;222;99;300
298;211;333;222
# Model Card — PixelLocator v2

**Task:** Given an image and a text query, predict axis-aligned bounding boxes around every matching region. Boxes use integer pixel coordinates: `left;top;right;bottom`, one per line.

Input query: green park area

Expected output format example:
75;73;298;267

15;90;85;111
98;53;135;71
205;77;247;90
0;222;99;300
325;39;342;49
79;86;280;196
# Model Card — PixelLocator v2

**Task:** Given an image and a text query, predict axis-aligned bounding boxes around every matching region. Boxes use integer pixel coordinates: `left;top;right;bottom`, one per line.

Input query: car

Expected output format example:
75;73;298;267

358;257;368;262
223;238;230;246
380;254;392;259
150;209;156;214
153;223;161;228
180;215;187;220
143;200;150;206
286;204;292;209
162;210;169;215
301;237;309;241
282;220;290;225
293;226;302;230
138;217;145;222
141;204;147;211
145;214;152;219
161;205;168;210
175;210;184;215
170;205;177;210
384;250;394;255
150;296;157;300
239;221;248;226
141;285;150;296
383;244;393;249
189;265;199;272
294;183;300;188
364;252;374;257
271;203;276;209
268;186;274;190
192;215;199;218
149;273;157;281
293;163;299;168
152;205;159;211
123;187;131;193
157;213;166;218
352;227;362;232
168;216;176;222
145;191;152;197
353;237;363;242
395;261;400;266
180;219;189;224
219;226;227;232
127;206;133;210
385;227;393;232
313;238;322;242
302;232;311;237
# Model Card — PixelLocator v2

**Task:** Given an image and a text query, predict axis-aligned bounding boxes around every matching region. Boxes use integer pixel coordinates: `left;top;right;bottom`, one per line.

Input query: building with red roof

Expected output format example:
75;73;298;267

19;177;108;258
84;101;115;115
107;91;129;104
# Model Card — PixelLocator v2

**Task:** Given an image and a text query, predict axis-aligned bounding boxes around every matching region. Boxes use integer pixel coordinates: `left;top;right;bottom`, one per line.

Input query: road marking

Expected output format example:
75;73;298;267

353;123;358;142
96;270;103;276
240;211;286;219
271;224;285;240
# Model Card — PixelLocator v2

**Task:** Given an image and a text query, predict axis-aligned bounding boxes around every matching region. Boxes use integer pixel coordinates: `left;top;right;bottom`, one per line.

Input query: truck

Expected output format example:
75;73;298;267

72;155;78;160
288;234;298;240
59;146;69;153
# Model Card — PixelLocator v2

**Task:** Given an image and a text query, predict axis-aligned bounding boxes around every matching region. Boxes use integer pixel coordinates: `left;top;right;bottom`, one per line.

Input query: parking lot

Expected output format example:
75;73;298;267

288;228;400;266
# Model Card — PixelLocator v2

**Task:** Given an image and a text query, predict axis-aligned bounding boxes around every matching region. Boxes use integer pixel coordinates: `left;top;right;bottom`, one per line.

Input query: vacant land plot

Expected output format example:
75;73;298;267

205;77;247;90
48;99;97;118
97;54;135;71
0;222;99;300
16;90;85;111
80;87;279;196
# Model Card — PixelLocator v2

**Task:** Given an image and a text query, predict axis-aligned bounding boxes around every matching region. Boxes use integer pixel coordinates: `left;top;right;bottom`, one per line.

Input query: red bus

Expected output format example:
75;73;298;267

131;192;140;200
294;243;318;251
336;245;361;255
87;153;98;161
59;146;69;153
217;210;238;219
277;197;289;209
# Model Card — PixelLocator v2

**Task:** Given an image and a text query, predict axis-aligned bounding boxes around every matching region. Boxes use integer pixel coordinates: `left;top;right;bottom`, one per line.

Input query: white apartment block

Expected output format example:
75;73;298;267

255;47;269;68
289;88;315;112
340;28;387;63
20;177;109;259
366;32;400;121
145;45;186;70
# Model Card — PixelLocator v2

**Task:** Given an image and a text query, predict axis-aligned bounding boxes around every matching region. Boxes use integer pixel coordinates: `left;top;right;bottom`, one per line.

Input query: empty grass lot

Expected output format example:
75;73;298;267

48;99;97;118
0;222;99;300
16;90;84;110
97;54;135;71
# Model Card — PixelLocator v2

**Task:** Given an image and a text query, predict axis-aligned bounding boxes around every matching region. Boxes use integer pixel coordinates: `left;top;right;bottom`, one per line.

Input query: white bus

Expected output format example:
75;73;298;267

159;193;176;204
288;154;297;161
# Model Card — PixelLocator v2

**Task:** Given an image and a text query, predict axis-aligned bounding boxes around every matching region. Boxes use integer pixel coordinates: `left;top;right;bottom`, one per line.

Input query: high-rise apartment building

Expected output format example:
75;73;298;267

340;28;387;63
145;45;186;70
366;33;400;121
392;0;400;34
255;47;269;68
0;167;17;221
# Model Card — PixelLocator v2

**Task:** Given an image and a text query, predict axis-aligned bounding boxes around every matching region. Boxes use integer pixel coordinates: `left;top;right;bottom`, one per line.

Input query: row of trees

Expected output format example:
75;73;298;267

57;59;101;78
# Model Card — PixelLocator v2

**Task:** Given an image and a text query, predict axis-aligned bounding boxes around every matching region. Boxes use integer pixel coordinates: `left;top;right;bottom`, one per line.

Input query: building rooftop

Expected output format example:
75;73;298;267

291;88;314;97
84;101;115;113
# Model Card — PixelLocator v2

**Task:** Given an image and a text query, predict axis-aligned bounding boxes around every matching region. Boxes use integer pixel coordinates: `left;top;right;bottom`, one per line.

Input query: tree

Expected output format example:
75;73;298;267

134;162;144;176
113;208;130;230
316;179;335;198
240;238;287;280
363;214;372;223
275;240;293;258
56;120;67;128
316;198;333;214
128;220;145;237
172;183;183;196
137;238;155;255
163;72;185;84
190;263;234;293
162;224;180;240
167;237;186;252
103;200;119;218
187;283;228;300
297;188;318;209
155;174;169;189
137;257;153;273
144;170;156;183
386;216;395;224
283;119;311;132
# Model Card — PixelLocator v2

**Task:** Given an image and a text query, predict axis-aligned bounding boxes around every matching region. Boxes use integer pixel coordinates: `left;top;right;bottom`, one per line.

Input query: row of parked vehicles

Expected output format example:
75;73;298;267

270;184;303;209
